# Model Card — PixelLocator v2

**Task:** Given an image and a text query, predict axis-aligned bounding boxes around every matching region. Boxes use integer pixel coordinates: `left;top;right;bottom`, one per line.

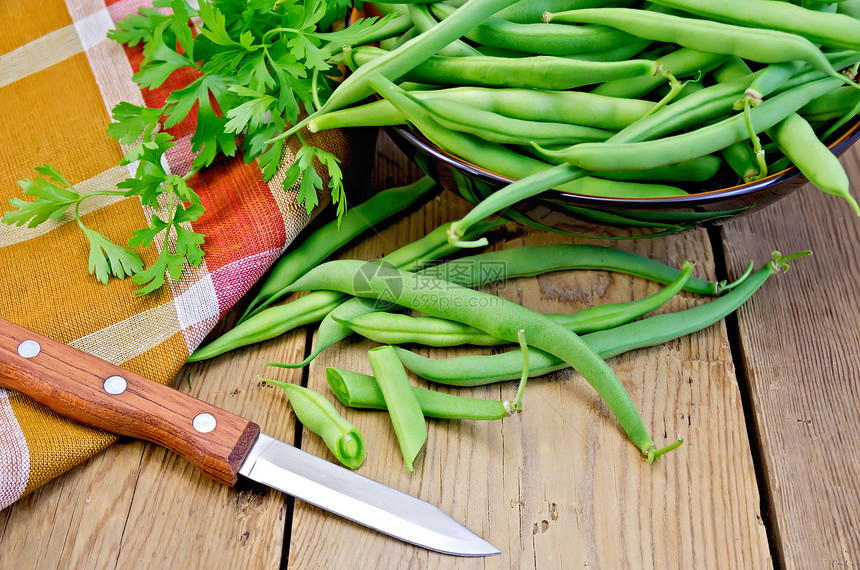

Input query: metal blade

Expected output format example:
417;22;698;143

239;434;500;557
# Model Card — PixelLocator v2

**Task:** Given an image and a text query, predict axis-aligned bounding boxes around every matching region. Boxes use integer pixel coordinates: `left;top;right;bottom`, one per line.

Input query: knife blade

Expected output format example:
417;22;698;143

0;317;500;557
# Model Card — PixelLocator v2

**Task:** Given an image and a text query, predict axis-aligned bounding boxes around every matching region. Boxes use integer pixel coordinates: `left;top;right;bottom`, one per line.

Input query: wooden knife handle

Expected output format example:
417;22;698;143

0;317;259;486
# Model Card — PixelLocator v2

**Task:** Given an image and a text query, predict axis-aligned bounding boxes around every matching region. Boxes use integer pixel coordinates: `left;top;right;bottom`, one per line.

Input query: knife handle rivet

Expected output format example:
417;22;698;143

17;340;41;358
103;375;128;395
192;413;216;434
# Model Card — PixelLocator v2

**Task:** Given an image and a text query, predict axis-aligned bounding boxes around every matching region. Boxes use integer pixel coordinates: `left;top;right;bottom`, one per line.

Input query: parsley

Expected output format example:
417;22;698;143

2;129;205;294
3;0;390;293
108;0;391;209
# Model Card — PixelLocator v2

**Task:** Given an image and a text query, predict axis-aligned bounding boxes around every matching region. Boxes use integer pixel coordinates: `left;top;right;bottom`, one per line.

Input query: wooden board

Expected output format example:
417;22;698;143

719;143;860;570
0;134;779;568
283;136;771;569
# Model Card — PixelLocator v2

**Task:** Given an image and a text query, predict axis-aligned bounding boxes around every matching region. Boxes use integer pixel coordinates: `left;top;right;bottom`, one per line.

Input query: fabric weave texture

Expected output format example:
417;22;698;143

0;0;361;509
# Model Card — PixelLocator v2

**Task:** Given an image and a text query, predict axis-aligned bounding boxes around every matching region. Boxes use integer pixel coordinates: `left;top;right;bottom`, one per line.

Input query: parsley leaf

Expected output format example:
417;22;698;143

285;144;328;214
2;165;82;227
106;5;172;47
224;85;277;133
106;102;164;145
80;225;145;284
133;21;198;89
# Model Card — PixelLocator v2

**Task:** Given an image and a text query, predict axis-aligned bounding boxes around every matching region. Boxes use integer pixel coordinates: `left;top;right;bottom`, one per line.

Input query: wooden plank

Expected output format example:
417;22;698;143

285;139;772;568
719;144;860;570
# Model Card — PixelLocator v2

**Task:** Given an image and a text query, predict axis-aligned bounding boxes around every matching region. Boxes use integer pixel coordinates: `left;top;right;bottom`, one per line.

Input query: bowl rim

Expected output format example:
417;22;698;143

390;114;860;208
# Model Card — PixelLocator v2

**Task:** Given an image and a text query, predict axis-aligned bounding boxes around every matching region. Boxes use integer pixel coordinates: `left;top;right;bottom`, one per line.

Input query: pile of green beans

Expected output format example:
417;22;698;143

391;251;808;385
251;242;797;467
294;0;860;246
282;258;695;461
189;0;847;469
188;215;503;362
270;244;729;368
330;261;696;347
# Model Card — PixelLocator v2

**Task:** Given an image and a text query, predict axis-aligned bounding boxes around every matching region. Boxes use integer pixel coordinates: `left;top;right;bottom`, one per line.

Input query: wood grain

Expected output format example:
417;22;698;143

286;135;771;569
719;143;860;570
0;131;791;569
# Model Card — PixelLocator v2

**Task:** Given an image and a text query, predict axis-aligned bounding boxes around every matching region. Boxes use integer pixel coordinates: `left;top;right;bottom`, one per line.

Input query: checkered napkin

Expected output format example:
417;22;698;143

0;0;364;509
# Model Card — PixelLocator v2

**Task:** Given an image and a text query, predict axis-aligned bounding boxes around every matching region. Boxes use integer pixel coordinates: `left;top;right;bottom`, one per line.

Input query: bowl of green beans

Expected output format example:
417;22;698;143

337;1;860;238
387;113;860;238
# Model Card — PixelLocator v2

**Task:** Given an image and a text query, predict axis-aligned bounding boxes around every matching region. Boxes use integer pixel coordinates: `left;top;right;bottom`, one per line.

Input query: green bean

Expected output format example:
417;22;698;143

263;379;365;469
768;113;860;215
284;260;681;461
804;103;860;124
191;219;502;362
367;345;427;471
592;156;722;184
714;61;763;183
545;203;687;232
332;260;696;346
334;313;504;346
415;245;723;295
188;291;345;362
387;24;420;50
750;61;807;95
326;368;511;420
268;0;523;143
466;88;654;129
838;0;860;19
308;98;408;131
549;259;697;330
241;176;439;322
494;0;635;24
592;47;727;99
393;251;809;385
341;46;668;91
721;142;760;183
648;0;860;51
544;8;856;87
419;97;614;145
712;57;754;83
407;3;482;57
369;75;686;198
535;77;843;172
430;1;638;56
798;86;860;120
566;37;653;63
309;86;655;132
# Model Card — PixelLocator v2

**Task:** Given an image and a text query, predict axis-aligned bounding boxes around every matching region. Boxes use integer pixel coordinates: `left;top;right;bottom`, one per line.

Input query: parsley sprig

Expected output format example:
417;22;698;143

3;130;205;293
3;0;391;293
109;0;390;206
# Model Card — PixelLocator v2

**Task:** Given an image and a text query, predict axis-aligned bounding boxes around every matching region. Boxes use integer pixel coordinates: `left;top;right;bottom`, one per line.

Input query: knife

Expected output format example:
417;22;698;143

0;317;500;557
